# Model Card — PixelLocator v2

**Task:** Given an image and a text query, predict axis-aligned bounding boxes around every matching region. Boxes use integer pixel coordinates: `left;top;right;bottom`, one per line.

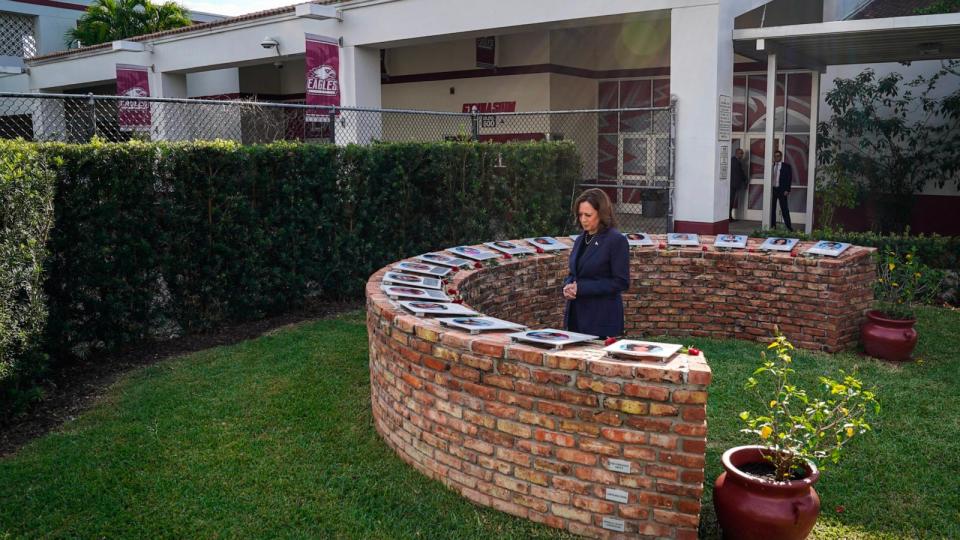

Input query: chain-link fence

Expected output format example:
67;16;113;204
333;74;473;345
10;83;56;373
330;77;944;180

0;92;675;232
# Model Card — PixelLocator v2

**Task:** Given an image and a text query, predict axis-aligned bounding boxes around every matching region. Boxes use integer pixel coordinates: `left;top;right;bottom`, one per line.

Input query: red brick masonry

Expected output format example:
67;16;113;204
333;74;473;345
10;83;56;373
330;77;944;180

366;235;874;539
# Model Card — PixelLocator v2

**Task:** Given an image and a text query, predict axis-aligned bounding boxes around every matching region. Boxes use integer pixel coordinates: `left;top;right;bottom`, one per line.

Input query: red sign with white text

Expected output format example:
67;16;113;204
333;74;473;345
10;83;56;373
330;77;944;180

116;64;150;129
461;101;516;114
305;34;340;120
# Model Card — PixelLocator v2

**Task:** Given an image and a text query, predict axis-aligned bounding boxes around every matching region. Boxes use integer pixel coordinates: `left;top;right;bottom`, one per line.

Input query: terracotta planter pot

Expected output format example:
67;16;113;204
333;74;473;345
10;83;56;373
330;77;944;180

861;310;918;362
713;446;821;540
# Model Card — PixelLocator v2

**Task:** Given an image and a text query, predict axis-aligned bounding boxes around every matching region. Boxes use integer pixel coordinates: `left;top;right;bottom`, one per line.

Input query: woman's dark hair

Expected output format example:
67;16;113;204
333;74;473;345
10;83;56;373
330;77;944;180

572;188;617;232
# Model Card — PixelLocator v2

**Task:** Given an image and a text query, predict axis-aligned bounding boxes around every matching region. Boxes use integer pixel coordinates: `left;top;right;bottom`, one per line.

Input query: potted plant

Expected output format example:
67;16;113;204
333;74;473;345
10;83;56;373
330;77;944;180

862;249;940;362
713;331;880;540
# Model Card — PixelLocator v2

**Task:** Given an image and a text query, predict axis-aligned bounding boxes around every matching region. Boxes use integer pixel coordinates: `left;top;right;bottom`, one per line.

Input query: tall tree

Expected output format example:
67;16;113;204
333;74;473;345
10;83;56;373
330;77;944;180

65;0;190;47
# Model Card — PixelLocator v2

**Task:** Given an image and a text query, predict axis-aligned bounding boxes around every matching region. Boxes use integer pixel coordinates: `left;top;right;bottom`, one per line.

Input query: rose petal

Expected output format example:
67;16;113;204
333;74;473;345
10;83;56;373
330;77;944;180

604;337;617;346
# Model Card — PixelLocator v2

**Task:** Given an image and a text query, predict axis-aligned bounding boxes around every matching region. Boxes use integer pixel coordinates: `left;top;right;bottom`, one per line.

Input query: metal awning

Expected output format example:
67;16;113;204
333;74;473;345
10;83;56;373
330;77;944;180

733;13;960;70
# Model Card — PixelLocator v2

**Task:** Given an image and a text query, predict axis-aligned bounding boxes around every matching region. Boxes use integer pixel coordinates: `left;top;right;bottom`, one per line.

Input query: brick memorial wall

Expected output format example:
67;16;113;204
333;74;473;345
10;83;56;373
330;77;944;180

366;235;874;538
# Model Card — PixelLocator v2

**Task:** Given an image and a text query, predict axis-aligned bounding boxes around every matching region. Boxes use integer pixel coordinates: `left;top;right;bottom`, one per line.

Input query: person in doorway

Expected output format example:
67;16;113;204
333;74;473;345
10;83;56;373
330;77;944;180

562;189;630;340
771;150;793;231
730;148;747;221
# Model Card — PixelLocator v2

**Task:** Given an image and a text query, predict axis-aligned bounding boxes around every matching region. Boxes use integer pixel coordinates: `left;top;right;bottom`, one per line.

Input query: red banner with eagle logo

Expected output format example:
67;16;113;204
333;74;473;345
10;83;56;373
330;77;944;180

305;34;340;121
116;64;151;130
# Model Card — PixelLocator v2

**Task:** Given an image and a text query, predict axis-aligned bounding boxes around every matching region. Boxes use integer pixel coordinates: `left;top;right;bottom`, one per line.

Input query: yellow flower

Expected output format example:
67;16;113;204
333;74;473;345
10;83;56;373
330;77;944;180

846;427;854;438
760;426;773;439
914;272;921;278
769;400;777;408
888;262;896;271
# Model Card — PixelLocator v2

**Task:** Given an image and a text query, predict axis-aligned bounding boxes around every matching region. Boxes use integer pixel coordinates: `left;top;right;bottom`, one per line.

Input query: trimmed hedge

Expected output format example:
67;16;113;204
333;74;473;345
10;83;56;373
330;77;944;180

27;139;579;362
0;140;55;412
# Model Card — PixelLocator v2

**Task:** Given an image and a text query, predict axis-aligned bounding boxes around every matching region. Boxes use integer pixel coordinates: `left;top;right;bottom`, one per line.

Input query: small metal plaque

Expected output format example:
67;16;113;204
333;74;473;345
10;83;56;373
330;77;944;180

606;458;632;473
605;488;629;504
601;517;626;532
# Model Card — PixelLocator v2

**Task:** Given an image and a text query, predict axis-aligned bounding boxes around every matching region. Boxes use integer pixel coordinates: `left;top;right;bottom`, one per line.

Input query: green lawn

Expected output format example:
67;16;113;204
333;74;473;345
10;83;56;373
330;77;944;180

1;307;957;539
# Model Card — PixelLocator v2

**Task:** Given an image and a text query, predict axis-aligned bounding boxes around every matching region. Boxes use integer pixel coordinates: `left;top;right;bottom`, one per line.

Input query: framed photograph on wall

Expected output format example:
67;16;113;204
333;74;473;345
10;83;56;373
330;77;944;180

759;237;798;252
381;285;450;301
437;316;526;334
523;236;569;251
507;328;598;350
603;339;682;362
485;240;534;255
714;234;748;249
383;272;443;290
805;241;850;257
399;300;477;317
448;245;500;261
667;233;700;246
393;261;452;278
624;232;656;247
417;252;470;268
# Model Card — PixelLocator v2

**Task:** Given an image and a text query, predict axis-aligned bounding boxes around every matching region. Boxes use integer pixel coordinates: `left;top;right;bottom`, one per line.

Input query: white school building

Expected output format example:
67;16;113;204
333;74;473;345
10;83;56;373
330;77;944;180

2;0;958;234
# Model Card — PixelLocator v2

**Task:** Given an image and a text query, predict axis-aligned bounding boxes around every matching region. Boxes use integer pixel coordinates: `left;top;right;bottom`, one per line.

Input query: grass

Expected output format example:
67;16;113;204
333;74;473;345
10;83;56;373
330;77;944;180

1;307;957;539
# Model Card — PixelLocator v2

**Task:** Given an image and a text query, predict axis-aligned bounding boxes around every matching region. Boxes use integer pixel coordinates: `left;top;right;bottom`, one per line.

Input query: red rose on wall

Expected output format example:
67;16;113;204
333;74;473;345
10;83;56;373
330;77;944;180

503;253;512;260
474;262;483;269
535;247;545;254
604;337;618;346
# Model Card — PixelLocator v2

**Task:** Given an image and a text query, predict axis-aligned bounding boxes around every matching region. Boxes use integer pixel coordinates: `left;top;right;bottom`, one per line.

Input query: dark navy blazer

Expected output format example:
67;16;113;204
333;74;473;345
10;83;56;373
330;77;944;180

563;227;630;338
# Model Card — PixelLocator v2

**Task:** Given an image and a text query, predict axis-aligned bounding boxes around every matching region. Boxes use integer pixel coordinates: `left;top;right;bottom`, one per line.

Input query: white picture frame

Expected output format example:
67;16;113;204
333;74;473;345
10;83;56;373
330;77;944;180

603;339;683;362
667;233;700;246
624;232;656;247
393;261;452;278
417;252;471;268
805;240;851;257
383;272;443;290
448;245;500;261
524;236;569;251
437;316;527;334
759;237;799;252
485;240;534;255
714;234;748;249
507;328;598;350
381;285;450;301
399;300;477;317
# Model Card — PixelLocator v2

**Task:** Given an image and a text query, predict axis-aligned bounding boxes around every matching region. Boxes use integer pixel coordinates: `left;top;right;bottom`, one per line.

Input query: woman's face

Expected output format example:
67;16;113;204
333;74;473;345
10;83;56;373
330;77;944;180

578;201;600;234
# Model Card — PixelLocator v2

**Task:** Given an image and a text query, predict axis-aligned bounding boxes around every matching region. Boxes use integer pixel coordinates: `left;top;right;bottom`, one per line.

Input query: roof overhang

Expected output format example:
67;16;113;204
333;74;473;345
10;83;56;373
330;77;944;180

733;13;960;70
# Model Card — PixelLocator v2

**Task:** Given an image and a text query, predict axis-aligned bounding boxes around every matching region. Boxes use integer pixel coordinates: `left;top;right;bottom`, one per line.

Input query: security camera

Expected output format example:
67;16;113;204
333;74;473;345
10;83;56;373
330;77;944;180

260;37;279;49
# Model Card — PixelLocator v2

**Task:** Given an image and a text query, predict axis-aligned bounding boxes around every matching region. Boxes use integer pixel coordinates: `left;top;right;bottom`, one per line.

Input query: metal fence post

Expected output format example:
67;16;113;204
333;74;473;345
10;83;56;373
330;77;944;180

470;105;479;141
328;108;336;143
87;92;96;140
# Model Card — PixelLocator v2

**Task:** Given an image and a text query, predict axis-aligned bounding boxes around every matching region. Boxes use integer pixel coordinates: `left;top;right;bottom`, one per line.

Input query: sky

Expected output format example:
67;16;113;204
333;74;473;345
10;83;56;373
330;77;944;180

181;0;296;17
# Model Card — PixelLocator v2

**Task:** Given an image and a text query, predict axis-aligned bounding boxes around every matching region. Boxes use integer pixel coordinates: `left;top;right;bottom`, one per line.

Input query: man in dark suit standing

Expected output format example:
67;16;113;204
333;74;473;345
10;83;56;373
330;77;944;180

771;150;793;231
729;147;747;221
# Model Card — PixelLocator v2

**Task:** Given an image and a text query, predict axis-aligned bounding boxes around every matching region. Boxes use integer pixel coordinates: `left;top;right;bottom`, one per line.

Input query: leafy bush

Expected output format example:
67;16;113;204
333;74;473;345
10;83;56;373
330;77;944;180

739;332;879;480
874;249;943;320
0;140;56;413
26;139;579;362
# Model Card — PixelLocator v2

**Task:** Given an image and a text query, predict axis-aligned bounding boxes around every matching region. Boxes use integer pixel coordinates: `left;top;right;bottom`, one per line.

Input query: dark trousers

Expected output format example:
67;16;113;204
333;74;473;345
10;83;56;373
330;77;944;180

771;187;792;231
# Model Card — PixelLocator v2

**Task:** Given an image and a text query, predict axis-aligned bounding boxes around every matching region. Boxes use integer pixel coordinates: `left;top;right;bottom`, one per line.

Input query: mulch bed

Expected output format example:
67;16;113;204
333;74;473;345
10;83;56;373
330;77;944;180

0;300;363;457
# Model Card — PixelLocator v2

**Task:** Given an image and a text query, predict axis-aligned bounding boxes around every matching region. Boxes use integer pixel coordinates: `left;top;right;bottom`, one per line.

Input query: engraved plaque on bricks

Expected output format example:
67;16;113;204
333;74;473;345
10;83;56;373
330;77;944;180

606;458;632;474
601;517;626;532
605;488;629;504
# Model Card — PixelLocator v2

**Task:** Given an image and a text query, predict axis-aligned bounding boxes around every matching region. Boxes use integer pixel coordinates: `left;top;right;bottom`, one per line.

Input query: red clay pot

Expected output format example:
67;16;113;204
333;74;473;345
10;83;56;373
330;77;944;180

713;446;821;540
861;310;918;362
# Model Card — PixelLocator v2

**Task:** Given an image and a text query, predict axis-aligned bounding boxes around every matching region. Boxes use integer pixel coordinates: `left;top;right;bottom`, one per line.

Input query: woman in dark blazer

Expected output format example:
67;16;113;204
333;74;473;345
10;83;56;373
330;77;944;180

563;188;630;339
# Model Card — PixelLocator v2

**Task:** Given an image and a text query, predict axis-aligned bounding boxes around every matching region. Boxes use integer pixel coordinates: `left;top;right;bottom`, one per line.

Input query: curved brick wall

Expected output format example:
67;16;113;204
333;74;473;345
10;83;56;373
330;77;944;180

366;235;874;539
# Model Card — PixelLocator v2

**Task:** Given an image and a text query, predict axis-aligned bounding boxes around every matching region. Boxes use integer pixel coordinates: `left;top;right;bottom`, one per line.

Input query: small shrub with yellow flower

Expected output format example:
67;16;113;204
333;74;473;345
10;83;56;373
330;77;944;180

874;248;943;320
739;331;880;481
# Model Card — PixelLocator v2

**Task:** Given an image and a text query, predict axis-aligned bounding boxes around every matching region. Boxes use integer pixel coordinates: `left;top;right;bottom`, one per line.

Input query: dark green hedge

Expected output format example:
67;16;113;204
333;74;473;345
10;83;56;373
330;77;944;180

752;228;960;272
32;139;579;362
0;140;55;412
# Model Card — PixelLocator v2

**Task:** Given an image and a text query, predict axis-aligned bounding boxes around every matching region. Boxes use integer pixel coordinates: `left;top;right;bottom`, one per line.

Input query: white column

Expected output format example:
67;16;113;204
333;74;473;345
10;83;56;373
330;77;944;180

805;71;820;234
149;71;188;140
335;44;382;145
762;51;777;229
32;97;66;141
670;4;735;231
